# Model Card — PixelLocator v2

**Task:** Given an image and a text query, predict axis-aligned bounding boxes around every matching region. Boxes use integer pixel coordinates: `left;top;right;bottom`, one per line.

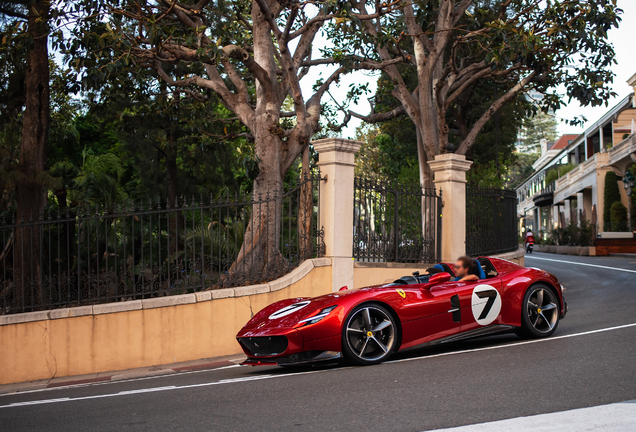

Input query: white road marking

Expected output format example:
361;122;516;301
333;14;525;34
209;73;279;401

525;255;636;274
0;364;244;398
423;400;636;432
0;375;282;408
385;322;636;364
2;322;636;409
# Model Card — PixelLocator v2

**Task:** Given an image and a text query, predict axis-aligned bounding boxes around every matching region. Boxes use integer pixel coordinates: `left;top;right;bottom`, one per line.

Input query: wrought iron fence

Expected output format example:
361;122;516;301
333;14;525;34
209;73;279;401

0;174;324;315
466;187;518;257
353;177;441;263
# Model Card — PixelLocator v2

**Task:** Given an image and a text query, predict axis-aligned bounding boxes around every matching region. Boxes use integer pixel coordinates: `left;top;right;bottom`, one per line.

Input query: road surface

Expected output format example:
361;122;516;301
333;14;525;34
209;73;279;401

1;252;635;431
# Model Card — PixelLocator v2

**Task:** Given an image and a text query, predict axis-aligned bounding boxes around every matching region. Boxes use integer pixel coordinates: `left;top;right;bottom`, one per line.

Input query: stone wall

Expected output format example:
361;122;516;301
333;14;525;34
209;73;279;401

0;259;331;385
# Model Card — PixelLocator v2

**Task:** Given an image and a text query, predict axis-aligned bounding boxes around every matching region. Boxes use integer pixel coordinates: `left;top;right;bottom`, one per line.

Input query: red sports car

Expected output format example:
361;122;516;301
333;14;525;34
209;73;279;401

236;257;567;366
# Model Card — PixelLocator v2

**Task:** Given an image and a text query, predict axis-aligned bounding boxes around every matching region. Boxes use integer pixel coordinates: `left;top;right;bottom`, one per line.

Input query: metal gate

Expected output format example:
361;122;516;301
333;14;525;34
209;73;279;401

353;177;441;263
466;187;518;256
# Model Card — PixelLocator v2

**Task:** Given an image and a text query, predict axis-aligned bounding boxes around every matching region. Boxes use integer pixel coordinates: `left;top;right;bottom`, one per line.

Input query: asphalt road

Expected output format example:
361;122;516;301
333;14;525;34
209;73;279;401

1;252;635;431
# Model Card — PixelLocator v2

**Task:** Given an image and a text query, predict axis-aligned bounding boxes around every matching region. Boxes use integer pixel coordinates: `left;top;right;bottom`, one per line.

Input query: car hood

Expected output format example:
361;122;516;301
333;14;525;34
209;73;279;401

237;286;388;337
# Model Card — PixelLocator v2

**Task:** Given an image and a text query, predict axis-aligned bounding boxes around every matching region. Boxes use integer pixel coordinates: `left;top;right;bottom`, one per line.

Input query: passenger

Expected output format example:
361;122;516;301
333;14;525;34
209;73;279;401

452;256;479;282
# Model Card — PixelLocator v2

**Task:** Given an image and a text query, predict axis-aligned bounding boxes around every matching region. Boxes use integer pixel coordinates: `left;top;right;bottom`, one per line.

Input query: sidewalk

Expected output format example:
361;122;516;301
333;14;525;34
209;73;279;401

0;354;247;396
609;253;636;258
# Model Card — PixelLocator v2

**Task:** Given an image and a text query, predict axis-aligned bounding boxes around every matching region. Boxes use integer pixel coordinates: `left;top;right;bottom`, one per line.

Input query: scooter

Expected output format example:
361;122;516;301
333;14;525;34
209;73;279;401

525;240;534;254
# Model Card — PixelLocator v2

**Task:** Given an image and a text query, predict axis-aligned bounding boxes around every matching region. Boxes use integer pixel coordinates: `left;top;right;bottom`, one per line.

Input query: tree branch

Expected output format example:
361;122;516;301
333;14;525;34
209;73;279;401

457;71;536;155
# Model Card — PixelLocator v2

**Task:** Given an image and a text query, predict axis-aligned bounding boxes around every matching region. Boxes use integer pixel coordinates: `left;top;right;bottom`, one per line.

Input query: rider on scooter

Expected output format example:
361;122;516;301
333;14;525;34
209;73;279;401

525;230;534;253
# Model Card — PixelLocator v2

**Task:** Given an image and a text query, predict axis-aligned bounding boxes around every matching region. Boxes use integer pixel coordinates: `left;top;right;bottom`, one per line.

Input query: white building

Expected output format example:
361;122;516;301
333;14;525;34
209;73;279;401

516;75;636;236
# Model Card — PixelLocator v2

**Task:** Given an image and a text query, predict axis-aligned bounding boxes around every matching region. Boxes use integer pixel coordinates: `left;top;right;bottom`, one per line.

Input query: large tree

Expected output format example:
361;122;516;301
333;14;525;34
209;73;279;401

328;0;621;186
1;1;53;305
520;111;559;153
79;0;399;276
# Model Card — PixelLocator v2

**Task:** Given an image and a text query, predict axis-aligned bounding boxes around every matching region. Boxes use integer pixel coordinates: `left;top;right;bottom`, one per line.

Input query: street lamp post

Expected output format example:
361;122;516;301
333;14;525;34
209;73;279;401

623;171;635;232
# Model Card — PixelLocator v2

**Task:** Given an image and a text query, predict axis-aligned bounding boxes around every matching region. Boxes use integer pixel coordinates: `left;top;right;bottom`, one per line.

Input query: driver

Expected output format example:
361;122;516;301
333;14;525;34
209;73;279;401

452;256;479;282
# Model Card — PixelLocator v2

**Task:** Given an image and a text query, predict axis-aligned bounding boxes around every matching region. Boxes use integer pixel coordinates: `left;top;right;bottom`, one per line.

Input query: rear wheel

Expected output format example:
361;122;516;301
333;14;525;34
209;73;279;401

342;304;397;366
516;284;560;338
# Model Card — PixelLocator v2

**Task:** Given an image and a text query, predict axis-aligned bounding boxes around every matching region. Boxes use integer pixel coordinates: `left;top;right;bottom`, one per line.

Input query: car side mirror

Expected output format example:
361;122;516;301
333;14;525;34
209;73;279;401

428;272;451;285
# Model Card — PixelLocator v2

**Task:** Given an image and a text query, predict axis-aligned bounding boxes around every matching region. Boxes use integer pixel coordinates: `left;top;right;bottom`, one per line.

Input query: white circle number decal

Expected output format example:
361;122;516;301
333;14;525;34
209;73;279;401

471;284;501;326
269;301;311;319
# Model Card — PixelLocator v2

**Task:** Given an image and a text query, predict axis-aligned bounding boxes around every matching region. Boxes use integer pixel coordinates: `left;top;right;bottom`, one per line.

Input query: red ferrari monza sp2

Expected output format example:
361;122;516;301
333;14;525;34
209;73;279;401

236;257;567;366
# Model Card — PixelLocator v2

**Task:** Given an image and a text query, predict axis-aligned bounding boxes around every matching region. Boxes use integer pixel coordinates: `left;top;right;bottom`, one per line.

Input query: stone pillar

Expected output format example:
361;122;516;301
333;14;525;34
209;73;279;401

577;192;584;226
583;189;593;223
314;138;362;292
428;154;473;262
595;152;610;232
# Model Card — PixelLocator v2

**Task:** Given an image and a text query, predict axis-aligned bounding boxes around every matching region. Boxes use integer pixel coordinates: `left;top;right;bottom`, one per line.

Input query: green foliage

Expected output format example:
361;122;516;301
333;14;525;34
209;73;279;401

545;163;577;185
549;220;596;246
578;220;597;247
467;156;510;189
506;152;540;189
354;123;420;184
610;201;628;232
521;112;559;153
365;67;526;187
324;0;622;154
603;171;621;231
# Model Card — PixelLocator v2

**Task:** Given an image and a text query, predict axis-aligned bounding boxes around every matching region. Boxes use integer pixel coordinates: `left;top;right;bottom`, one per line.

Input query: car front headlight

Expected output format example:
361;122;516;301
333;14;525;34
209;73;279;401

297;305;337;326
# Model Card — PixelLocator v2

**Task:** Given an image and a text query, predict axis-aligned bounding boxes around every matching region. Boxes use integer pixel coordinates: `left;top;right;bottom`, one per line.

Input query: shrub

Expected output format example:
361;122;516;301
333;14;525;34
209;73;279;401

549;227;567;245
610;201;628;232
545;163;576;185
549;221;596;245
603;171;621;231
578;220;596;246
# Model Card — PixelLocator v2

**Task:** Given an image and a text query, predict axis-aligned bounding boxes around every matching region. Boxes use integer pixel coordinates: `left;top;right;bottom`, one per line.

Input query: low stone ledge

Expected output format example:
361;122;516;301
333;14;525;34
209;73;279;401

234;284;269;297
269;260;314;292
354;261;434;269
492;246;525;261
312;257;331;267
211;288;235;299
142;294;196;310
0;257;332;325
0;311;50;326
69;306;94;318
195;291;211;302
93;300;142;315
49;308;70;320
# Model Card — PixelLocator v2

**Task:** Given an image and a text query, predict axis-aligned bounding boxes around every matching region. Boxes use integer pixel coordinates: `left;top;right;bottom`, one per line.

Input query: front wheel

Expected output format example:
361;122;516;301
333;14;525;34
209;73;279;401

342;304;397;366
516;284;560;339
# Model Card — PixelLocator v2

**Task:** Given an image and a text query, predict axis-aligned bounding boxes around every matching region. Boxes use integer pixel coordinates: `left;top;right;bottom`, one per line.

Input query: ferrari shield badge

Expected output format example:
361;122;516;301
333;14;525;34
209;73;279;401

396;288;406;298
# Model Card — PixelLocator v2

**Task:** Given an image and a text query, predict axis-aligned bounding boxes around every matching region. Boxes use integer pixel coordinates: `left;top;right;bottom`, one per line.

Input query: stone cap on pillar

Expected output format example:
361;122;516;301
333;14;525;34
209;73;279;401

313;138;363;154
314;138;363;168
428;153;473;183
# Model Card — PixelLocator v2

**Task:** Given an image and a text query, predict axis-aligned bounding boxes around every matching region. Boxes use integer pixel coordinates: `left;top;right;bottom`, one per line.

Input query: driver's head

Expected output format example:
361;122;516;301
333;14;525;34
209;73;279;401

454;256;475;278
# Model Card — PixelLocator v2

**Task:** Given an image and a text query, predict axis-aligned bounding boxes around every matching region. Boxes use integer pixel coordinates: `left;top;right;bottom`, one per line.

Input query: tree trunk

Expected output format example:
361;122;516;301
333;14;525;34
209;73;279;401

298;145;313;258
166;149;179;209
416;128;432;188
229;130;285;285
14;2;50;311
165;148;181;259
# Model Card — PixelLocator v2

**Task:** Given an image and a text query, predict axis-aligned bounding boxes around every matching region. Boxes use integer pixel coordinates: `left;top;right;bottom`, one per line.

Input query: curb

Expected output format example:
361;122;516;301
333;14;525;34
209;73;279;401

0;357;246;395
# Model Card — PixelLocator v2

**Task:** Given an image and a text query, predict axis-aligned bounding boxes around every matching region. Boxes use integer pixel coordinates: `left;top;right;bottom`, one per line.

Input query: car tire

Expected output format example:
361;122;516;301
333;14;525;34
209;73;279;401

516;284;560;339
341;303;397;366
